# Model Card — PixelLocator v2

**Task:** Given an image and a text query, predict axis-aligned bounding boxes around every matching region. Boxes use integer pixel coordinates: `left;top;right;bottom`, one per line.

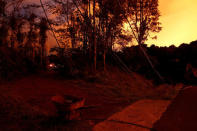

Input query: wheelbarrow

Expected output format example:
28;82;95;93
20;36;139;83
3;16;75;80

51;95;85;120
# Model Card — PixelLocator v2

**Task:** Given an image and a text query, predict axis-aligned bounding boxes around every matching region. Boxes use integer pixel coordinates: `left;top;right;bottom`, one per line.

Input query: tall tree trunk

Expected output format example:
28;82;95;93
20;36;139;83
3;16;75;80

103;19;108;71
67;0;69;26
32;45;35;63
71;14;76;48
83;3;88;51
88;0;92;61
88;0;91;17
93;0;96;72
40;46;42;65
103;44;106;71
110;29;113;51
42;44;45;66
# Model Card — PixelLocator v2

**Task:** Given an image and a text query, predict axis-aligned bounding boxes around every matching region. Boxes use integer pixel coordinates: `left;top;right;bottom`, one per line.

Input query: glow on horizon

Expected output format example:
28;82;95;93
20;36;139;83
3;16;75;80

147;0;197;47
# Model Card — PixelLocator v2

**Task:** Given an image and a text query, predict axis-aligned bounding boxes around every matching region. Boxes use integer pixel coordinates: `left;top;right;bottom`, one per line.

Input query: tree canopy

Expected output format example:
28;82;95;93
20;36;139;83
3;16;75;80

0;0;162;72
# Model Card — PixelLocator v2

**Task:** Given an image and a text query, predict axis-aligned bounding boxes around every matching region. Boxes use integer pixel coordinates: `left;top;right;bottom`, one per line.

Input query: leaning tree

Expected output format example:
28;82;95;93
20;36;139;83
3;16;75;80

122;0;164;81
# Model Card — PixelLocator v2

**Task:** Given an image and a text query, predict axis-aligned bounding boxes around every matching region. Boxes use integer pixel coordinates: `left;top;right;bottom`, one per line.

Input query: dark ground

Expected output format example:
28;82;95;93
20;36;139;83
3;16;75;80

0;70;181;131
153;86;197;131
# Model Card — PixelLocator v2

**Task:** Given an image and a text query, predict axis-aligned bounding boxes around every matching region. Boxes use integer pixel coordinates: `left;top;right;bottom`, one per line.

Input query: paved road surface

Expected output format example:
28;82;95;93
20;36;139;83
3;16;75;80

93;100;170;131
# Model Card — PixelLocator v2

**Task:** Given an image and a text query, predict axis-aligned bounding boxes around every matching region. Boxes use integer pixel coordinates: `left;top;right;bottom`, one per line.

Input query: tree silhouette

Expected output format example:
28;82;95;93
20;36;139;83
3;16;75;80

125;0;161;44
45;0;163;76
0;0;9;46
39;17;49;67
123;0;163;81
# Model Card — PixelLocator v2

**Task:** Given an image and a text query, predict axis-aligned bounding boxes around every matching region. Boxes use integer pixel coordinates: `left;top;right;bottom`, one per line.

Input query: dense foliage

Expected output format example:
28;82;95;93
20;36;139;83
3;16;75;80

119;40;197;84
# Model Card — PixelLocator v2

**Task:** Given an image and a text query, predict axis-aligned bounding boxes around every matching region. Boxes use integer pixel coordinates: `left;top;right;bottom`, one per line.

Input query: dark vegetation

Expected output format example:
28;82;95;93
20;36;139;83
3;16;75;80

48;40;197;85
2;38;197;84
0;0;162;81
120;41;197;84
0;46;37;81
0;0;196;86
0;0;196;130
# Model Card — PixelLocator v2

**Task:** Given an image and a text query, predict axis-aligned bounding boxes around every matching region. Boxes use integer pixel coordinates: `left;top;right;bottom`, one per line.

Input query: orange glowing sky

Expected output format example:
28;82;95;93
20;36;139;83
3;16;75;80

46;0;197;49
147;0;197;47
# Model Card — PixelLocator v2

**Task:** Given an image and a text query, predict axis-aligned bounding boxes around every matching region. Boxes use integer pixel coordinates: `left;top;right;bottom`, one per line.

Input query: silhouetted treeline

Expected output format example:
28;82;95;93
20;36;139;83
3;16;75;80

0;0;49;70
0;0;51;80
119;40;197;84
47;0;161;72
0;0;161;78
